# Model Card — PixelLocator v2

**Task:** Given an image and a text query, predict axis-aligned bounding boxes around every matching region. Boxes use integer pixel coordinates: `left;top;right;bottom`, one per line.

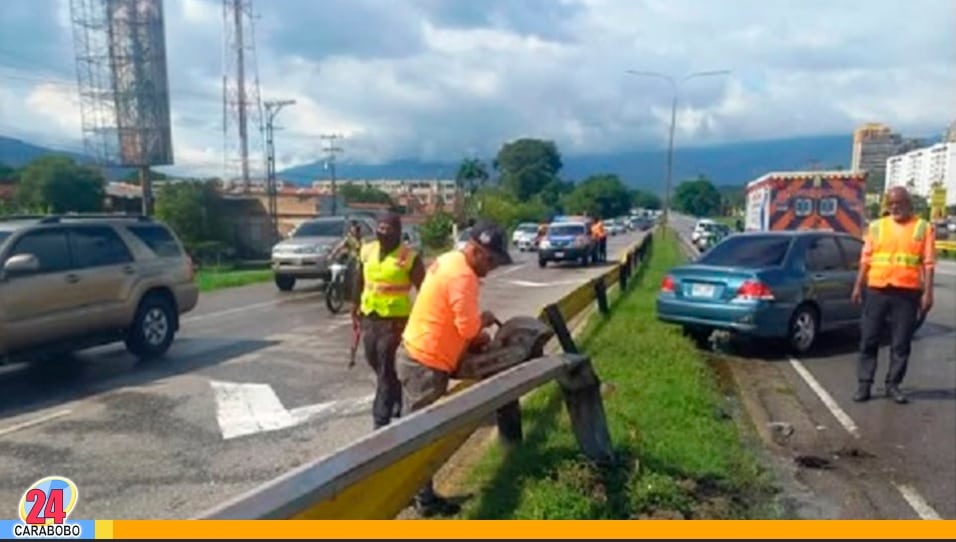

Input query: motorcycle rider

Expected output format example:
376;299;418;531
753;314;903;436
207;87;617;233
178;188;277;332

331;220;364;299
353;212;426;429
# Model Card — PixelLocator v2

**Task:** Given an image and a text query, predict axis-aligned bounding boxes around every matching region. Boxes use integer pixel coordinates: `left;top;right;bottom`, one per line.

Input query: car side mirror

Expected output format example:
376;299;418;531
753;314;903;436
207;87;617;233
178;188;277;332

2;253;40;279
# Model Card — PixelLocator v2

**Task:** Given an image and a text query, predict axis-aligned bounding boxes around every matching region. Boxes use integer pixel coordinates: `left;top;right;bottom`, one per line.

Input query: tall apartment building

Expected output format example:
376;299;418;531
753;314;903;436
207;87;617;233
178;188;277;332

885;142;956;205
851;123;902;178
945;120;956;143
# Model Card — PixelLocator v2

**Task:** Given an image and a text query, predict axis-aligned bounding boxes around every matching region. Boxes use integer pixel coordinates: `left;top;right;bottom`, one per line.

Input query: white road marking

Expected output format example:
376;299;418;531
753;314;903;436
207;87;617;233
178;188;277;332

894;483;943;520
0;409;73;437
182;293;322;324
507;279;588;288
789;357;944;520
492;264;528;278
210;380;372;440
788;357;860;438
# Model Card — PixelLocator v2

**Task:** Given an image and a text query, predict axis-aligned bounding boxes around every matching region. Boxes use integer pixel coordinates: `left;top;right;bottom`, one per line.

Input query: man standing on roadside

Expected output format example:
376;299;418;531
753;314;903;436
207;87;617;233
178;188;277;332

591;215;607;262
851;186;936;404
396;220;512;517
353;212;425;429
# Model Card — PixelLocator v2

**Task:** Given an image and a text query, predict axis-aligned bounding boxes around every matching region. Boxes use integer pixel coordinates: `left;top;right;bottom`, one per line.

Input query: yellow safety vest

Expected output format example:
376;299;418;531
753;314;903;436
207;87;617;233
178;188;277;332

867;217;930;290
360;240;416;317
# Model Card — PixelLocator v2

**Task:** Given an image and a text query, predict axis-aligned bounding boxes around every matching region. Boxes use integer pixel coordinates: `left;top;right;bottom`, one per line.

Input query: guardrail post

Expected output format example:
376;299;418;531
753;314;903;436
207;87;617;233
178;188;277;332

593;277;609;315
495;400;523;448
557;358;615;465
619;261;628;290
544;303;579;354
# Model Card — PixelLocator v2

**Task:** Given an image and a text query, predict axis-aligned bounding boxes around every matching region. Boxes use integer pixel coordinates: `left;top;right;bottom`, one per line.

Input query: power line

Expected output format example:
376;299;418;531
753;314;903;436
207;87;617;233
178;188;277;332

320;133;344;215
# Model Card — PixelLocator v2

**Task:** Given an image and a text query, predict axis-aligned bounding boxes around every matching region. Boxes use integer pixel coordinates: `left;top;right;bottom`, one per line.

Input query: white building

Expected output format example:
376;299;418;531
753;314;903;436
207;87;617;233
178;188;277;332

885;142;956;206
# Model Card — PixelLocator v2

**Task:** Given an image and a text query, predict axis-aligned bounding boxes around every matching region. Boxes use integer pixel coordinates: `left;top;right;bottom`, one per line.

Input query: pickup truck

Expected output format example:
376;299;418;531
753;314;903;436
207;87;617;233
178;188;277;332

538;221;597;267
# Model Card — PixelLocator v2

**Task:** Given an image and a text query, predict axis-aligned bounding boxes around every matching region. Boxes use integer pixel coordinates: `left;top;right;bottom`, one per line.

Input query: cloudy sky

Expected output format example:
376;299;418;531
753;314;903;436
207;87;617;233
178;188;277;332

0;0;953;177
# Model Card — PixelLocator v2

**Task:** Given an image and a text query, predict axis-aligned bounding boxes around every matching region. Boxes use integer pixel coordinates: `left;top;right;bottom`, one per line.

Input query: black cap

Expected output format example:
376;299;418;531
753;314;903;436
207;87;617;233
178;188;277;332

469;220;513;265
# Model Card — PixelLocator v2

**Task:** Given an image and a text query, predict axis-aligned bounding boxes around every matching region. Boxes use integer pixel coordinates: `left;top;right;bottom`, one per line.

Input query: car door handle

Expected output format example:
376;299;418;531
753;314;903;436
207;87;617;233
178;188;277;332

65;273;80;284
122;265;136;275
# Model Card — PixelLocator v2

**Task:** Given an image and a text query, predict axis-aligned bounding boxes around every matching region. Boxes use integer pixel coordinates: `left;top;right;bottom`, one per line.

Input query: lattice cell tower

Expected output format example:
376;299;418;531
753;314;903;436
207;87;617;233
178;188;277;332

222;0;265;193
70;0;174;216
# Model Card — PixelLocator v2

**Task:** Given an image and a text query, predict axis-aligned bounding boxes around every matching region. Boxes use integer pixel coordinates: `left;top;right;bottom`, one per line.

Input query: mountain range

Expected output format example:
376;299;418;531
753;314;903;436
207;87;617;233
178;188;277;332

1;132;938;192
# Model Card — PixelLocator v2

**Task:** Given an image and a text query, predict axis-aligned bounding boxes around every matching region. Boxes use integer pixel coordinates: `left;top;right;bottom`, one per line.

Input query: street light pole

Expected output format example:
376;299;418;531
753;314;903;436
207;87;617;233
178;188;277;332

625;69;730;225
264;99;296;242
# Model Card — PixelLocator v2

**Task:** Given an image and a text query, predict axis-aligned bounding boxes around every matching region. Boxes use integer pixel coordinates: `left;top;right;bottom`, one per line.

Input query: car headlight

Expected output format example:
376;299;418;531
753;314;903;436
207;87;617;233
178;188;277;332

540;239;551;249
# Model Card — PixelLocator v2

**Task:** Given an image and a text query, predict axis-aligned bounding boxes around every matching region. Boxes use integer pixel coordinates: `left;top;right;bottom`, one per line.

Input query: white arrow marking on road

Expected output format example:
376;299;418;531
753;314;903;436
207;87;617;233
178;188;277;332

210;380;373;440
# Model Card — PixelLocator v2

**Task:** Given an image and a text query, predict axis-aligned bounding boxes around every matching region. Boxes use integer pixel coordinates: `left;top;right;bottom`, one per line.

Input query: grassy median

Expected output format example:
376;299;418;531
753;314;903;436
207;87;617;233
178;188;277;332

457;228;777;519
196;267;273;292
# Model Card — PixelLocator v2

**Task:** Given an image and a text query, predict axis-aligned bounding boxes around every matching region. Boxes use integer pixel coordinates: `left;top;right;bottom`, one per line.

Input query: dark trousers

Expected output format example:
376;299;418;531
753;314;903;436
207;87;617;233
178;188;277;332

599;237;607;261
858;287;921;387
396;346;450;504
361;314;407;428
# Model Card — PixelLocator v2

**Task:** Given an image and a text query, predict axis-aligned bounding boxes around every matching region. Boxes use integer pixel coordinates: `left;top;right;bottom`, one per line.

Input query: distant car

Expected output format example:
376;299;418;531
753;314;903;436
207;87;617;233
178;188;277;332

630;216;653;231
690;219;718;242
538;221;596;267
512;222;539;252
606;219;625;236
656;230;865;354
271;215;376;292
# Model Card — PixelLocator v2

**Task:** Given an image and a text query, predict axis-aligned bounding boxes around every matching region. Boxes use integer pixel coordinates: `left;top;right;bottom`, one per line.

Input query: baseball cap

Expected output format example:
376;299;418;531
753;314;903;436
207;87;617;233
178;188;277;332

469;220;513;265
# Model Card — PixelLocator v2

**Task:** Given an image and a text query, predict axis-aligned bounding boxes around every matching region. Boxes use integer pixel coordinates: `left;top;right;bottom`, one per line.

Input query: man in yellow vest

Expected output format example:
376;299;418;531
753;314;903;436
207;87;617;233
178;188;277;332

851;186;936;404
353;212;425;428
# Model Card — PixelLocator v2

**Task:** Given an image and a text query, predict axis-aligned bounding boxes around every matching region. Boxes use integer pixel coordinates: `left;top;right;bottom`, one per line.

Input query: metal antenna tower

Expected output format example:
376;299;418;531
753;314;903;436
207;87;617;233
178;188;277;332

71;0;174;216
320;134;344;215
222;0;264;193
264;99;295;241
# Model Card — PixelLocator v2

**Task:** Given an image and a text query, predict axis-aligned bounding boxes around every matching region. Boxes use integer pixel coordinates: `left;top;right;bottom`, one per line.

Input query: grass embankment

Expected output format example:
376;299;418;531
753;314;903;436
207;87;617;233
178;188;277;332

196;267;273;292
458;228;776;520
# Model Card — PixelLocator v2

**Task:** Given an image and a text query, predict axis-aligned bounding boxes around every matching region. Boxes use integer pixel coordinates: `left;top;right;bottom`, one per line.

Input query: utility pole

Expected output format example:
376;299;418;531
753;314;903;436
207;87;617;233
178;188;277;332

320;134;344;215
264;99;295;242
625;69;731;226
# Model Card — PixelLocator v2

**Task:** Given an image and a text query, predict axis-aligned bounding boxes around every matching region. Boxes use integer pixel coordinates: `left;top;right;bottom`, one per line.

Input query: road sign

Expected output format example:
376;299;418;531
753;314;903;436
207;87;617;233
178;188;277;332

931;186;947;220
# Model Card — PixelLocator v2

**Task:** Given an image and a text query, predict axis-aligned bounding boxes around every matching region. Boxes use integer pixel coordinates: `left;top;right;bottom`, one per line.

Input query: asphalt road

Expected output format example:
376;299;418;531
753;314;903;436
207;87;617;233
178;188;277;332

0;231;646;519
670;213;956;519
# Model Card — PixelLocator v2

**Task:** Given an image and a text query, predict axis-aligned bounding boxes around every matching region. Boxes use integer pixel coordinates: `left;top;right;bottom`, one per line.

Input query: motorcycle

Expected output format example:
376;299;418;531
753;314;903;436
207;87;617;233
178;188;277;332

326;255;353;314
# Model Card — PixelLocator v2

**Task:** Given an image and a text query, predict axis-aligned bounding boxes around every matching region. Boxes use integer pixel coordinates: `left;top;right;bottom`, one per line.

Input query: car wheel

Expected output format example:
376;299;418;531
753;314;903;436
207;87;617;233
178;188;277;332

788;305;819;355
275;274;295;292
126;294;176;361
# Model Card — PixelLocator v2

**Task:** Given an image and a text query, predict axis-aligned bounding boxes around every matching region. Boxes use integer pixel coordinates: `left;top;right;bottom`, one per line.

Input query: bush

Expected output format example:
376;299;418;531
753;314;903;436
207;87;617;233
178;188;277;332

419;211;455;249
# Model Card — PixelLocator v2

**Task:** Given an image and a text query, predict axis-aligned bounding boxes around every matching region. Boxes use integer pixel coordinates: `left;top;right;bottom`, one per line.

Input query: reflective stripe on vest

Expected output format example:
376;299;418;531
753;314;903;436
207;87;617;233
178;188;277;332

867;217;927;289
360;241;416;317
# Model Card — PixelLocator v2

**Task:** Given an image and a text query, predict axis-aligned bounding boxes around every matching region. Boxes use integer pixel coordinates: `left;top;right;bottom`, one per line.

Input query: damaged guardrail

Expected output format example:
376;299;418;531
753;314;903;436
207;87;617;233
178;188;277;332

197;232;653;520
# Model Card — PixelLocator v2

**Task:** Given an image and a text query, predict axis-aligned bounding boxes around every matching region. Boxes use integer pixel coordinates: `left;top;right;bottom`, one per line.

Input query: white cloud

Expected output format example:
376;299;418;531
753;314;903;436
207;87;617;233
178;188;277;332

0;0;953;177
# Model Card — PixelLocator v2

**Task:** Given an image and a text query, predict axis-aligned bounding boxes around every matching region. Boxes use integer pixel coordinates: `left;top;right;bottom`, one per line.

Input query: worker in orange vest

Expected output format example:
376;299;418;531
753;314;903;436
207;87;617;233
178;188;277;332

591;216;607;262
851;186;936;404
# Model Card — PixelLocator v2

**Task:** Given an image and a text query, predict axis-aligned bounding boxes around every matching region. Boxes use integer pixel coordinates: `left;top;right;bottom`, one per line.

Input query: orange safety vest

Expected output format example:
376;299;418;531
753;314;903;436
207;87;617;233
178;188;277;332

591;221;606;239
866;216;931;291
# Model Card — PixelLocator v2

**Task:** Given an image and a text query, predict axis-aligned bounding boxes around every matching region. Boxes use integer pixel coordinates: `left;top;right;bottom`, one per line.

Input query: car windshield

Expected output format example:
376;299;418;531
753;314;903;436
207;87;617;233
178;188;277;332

549;224;586;236
697;235;792;268
0;232;10;245
516;225;537;233
292;220;343;238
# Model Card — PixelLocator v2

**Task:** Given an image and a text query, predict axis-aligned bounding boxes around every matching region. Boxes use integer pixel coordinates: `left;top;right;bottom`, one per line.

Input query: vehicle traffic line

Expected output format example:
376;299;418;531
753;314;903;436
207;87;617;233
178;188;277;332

789;356;944;520
182;292;322;324
788;357;860;437
0;409;73;437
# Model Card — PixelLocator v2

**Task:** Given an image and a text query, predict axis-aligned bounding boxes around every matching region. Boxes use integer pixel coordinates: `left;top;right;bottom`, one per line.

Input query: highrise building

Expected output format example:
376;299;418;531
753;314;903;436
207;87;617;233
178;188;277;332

851;123;902;179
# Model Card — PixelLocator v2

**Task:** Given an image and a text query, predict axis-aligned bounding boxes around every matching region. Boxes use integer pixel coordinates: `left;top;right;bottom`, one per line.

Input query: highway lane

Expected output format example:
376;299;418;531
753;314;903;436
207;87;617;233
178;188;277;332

0;230;646;519
670;213;955;519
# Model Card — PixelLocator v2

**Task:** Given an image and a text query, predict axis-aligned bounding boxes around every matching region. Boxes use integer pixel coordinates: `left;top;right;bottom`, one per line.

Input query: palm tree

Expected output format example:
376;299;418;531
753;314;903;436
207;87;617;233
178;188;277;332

454;158;490;223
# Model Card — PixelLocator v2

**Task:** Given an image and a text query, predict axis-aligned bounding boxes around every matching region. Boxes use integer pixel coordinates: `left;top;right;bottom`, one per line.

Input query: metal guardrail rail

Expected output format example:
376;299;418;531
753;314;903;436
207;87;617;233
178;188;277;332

197;232;654;520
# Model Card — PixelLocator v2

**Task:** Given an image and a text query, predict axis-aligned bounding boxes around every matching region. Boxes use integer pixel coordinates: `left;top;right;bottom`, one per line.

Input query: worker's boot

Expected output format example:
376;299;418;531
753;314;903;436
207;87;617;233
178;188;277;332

852;383;871;403
886;385;909;404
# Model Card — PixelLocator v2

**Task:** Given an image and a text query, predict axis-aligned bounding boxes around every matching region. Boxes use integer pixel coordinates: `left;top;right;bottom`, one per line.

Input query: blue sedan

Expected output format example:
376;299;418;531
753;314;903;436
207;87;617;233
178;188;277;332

656;230;865;354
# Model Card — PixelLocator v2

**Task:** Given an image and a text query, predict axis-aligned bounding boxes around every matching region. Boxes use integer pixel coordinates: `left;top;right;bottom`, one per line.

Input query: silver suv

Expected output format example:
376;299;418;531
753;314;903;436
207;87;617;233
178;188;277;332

0;214;199;363
271;215;376;291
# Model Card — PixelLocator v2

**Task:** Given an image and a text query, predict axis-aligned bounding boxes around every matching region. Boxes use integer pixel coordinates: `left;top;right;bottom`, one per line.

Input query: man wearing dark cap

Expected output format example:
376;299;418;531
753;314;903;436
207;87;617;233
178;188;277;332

353;211;425;429
396;220;511;516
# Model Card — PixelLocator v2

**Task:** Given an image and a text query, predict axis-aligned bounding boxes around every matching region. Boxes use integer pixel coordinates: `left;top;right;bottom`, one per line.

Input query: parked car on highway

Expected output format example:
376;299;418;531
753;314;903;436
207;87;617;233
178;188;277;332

0;214;199;363
690;218;718;242
271;215;376;291
512;222;540;252
538;221;597;267
629;216;653;231
656;230;865;354
606;219;626;236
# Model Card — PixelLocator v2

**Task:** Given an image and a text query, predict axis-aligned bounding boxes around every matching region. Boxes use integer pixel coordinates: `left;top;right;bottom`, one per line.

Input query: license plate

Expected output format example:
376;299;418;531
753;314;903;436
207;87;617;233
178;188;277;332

691;283;716;297
554;251;565;258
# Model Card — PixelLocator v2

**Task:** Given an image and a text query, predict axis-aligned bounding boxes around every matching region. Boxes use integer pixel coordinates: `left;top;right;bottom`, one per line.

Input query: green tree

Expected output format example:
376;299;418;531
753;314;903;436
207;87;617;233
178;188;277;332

0;162;17;183
123;168;169;185
16;156;105;213
630;189;661;211
561;174;632;219
338;182;394;206
418;211;455;249
455;158;490;196
538;179;574;212
154;180;227;249
493;138;563;200
866;171;885;194
473;187;549;230
672;175;723;217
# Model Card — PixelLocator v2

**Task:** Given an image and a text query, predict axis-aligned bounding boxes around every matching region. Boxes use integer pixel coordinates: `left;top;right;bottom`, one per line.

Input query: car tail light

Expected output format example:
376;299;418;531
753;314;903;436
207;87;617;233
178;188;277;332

661;275;676;293
185;254;196;281
735;280;774;301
